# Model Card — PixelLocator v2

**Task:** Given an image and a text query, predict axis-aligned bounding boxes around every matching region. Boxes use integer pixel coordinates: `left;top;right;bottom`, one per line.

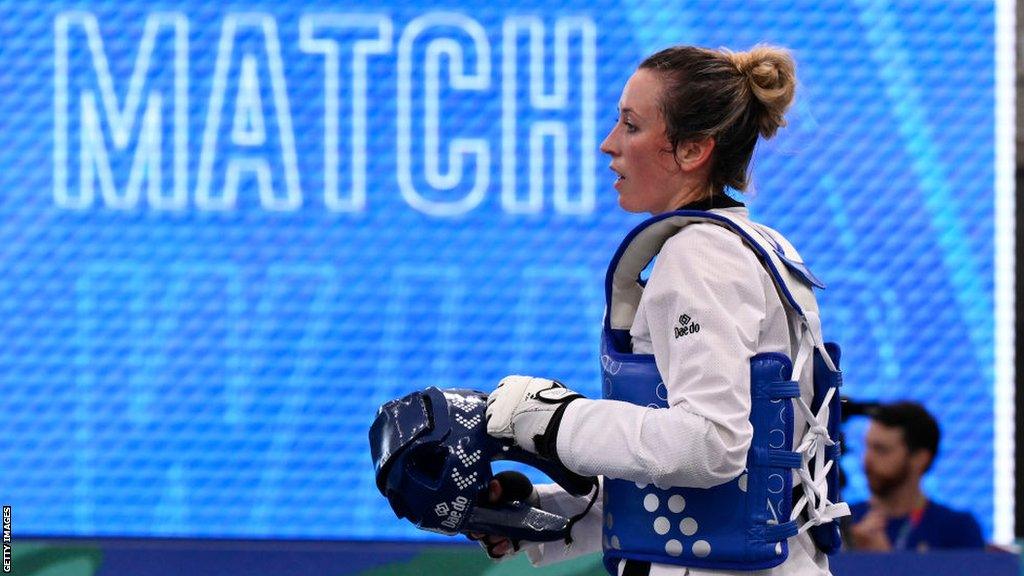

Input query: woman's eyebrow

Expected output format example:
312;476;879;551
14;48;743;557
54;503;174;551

618;107;643;120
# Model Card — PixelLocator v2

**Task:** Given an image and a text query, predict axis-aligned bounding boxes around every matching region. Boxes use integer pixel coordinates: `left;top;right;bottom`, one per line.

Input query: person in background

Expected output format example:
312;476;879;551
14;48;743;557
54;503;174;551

847;401;984;551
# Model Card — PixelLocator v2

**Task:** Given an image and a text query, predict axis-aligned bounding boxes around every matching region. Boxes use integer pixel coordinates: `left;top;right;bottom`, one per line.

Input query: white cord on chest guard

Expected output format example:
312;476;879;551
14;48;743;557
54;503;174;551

788;321;850;533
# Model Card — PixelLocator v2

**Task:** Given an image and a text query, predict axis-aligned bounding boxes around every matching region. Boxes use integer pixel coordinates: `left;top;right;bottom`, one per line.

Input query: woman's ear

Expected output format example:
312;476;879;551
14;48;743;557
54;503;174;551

674;137;715;172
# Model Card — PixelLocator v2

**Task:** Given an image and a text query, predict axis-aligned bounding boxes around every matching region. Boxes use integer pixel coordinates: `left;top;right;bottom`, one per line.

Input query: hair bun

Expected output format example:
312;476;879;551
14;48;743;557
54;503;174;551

726;45;796;139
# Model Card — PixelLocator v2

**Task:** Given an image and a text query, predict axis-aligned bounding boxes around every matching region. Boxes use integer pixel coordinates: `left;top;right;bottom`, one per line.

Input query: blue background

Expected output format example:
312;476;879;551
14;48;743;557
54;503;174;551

0;0;998;540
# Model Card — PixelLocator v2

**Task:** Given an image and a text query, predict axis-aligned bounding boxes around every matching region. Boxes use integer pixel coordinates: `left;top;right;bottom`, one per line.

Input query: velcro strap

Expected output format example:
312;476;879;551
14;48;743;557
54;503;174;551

765;520;799;542
750;448;803;468
826;443;841;460
768;450;803;469
770;381;801;399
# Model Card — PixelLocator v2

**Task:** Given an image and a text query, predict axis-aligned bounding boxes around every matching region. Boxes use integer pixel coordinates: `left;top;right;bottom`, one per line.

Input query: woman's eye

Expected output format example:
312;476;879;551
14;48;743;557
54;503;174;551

613;115;637;133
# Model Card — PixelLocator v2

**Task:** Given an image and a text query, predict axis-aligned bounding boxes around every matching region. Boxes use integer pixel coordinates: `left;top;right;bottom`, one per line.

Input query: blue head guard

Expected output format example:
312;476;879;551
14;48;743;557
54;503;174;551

369;387;597;542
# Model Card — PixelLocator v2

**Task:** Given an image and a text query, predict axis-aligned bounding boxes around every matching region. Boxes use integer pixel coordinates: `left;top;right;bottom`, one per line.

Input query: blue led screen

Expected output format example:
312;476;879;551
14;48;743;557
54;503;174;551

0;0;999;540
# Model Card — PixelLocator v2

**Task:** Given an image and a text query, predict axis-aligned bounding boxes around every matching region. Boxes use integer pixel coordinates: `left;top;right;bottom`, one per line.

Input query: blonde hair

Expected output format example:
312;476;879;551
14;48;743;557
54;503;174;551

639;44;797;193
724;46;796;139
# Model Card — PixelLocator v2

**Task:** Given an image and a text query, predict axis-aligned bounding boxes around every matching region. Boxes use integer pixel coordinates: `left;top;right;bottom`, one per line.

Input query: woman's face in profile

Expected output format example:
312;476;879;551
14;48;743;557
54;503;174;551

600;68;689;215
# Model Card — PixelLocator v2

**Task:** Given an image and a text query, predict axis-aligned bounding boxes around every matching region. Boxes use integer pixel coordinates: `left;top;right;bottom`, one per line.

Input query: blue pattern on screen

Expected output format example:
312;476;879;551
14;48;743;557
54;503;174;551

0;0;997;539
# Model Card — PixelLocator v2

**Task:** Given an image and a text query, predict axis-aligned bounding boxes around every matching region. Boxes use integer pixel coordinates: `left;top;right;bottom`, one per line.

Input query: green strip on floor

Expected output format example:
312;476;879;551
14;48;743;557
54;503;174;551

353;547;606;576
10;543;103;576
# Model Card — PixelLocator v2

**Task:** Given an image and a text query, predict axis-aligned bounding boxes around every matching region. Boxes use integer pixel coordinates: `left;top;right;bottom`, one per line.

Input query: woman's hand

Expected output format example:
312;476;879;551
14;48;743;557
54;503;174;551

485;376;583;457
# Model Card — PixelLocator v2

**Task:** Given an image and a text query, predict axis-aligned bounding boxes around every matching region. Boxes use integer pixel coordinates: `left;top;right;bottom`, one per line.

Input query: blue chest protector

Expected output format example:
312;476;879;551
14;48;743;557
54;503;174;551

599;210;849;573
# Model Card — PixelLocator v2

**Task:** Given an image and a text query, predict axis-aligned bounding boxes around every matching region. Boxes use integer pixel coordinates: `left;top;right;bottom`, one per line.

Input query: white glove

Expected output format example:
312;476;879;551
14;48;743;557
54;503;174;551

486;375;583;458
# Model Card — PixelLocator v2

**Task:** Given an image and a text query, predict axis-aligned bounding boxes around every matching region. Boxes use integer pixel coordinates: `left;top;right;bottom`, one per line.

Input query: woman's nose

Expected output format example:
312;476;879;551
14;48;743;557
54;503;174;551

600;132;616;156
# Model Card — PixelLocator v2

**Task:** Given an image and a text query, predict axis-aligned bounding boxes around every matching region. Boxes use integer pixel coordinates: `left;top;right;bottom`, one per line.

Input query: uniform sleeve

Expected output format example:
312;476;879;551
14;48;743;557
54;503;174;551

556;224;767;489
520;480;604;566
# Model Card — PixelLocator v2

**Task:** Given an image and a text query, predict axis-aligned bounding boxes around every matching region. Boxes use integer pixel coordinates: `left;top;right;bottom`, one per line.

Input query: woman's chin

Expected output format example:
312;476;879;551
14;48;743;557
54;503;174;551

617;195;647;214
615;189;633;209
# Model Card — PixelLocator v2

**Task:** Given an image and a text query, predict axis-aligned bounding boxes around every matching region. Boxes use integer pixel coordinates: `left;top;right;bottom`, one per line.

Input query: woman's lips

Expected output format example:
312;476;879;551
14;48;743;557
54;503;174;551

610;166;625;188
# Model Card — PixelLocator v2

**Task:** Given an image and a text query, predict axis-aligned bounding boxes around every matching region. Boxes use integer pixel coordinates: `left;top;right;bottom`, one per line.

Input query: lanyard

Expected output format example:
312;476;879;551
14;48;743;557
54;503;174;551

892;506;926;550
